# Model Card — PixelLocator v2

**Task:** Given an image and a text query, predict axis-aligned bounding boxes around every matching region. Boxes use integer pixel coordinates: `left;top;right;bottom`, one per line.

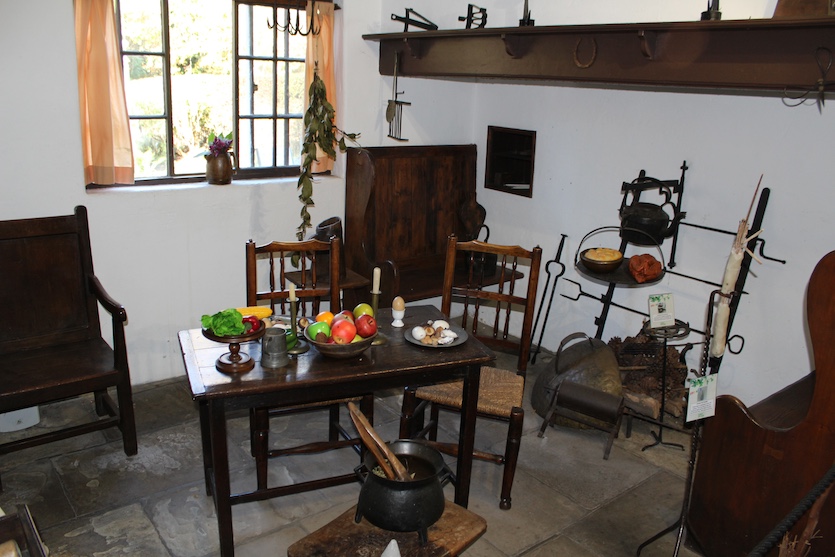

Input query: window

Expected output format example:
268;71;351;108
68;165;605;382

116;0;311;183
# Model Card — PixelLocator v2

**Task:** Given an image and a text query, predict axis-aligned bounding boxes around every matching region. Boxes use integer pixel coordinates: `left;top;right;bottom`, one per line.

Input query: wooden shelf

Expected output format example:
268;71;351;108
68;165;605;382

363;18;835;93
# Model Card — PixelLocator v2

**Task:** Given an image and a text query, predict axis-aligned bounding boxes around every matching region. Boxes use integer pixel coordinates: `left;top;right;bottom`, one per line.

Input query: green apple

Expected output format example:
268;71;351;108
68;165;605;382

353;302;374;319
305;321;331;341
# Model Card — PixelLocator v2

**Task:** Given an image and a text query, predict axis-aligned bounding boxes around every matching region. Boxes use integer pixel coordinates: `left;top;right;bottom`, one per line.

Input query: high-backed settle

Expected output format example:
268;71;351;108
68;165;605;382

344;144;479;306
0;206;137;490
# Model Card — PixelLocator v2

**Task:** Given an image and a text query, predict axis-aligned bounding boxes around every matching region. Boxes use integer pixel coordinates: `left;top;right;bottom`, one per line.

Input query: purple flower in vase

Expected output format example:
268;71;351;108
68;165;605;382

208;135;233;158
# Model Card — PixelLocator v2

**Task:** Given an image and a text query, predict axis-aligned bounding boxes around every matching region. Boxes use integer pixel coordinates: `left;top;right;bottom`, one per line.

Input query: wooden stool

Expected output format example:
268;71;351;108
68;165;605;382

288;500;486;557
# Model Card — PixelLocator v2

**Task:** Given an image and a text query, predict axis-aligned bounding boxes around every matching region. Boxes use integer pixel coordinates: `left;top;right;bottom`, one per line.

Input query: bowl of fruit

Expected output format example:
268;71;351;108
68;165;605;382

304;305;378;359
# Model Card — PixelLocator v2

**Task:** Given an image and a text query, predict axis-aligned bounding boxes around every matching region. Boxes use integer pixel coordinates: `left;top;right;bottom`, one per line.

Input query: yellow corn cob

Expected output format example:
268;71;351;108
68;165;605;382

236;306;273;319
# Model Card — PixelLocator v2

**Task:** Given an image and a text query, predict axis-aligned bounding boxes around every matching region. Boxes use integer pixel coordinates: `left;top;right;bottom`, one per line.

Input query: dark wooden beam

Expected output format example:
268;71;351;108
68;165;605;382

364;18;835;93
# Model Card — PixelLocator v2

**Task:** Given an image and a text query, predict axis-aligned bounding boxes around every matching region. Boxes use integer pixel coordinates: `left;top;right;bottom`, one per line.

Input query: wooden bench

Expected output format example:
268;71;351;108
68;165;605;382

0;206;137;491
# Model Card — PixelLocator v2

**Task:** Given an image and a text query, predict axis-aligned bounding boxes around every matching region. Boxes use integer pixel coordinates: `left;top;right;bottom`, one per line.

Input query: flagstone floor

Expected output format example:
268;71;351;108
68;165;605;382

0;350;702;556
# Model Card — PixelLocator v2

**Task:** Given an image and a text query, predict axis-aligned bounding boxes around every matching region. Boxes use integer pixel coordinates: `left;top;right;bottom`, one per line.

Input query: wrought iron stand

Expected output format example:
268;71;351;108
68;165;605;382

640;319;690;452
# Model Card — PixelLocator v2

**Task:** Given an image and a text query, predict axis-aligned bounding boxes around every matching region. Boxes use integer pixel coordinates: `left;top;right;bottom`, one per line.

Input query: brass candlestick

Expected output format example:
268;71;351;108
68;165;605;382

370;291;387;345
287;299;309;355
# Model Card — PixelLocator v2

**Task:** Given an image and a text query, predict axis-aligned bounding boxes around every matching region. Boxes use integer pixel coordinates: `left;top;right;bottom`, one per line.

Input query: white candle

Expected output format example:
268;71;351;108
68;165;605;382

289;283;296;301
372;267;381;293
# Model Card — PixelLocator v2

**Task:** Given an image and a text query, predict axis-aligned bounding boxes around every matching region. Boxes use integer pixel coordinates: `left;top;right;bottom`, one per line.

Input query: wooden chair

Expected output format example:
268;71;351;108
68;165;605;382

245;238;373;492
400;234;542;510
0;206;137;490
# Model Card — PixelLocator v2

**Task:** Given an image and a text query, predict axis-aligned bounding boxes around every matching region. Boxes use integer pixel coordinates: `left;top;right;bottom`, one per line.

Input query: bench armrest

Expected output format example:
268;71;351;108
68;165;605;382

88;274;127;322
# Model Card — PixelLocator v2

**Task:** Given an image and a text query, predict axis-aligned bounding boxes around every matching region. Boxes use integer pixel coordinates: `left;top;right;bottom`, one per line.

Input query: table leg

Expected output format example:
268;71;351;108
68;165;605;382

455;363;481;508
198;400;212;495
209;400;236;557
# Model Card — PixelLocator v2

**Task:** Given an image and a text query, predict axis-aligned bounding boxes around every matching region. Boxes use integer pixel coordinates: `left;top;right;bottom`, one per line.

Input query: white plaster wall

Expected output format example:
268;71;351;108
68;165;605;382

2;0;833;407
0;0;346;384
355;0;835;406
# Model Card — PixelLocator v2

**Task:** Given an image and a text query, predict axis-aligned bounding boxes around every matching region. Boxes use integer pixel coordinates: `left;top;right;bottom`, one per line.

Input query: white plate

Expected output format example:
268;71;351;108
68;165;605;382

404;325;469;348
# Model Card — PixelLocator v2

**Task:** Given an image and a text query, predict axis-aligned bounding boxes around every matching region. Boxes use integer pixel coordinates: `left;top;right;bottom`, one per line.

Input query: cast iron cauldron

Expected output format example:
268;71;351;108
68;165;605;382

354;440;451;546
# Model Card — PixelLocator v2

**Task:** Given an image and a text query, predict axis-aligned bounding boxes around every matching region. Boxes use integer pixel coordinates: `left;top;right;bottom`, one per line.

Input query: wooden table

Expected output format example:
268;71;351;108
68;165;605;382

178;306;495;556
287;501;486;557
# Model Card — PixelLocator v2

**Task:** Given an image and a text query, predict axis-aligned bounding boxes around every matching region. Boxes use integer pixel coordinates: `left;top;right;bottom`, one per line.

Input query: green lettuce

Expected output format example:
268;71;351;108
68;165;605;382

201;308;245;336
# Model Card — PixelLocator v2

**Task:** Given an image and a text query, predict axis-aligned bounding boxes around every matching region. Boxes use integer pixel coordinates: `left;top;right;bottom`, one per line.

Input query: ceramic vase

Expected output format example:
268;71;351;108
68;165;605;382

206;152;235;185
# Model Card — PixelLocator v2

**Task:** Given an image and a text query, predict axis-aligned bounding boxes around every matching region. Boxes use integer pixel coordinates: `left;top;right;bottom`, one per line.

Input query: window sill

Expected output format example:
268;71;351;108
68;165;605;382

85;174;342;194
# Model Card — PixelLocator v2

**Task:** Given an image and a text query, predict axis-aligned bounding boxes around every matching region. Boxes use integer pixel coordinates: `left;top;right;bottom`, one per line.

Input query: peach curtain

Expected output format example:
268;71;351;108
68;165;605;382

75;0;134;186
304;1;335;174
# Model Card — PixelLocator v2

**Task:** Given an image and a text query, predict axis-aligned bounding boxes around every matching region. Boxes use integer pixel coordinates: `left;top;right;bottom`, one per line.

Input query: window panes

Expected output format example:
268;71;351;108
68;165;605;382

253;118;276;168
116;0;309;183
119;0;162;52
131;119;169;179
123;55;164;116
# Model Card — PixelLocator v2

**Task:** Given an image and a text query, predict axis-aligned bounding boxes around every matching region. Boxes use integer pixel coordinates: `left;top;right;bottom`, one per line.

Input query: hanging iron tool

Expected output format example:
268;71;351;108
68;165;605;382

386;52;411;141
783;46;834;113
530;234;567;363
458;4;487;29
519;0;535;26
391;8;438;32
700;0;722;20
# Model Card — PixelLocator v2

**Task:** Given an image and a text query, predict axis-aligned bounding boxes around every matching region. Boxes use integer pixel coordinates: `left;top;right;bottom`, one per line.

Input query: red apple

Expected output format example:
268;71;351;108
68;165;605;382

333;310;355;324
355;314;377;338
331;319;357;344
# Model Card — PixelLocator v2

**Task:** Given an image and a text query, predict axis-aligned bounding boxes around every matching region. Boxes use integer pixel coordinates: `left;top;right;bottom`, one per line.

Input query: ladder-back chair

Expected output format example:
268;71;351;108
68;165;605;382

245;238;373;492
400;234;542;509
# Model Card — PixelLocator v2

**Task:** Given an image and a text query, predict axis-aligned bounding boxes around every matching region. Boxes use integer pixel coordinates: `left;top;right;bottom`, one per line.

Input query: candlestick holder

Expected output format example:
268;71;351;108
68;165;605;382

370;291;387;345
287;299;309;355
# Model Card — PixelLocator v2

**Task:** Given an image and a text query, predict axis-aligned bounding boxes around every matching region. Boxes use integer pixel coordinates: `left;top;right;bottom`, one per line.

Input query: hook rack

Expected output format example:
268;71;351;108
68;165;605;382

268;0;321;36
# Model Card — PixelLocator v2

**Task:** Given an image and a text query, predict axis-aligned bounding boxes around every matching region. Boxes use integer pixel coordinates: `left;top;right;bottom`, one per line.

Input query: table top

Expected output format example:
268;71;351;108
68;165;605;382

287;501;486;557
179;305;495;406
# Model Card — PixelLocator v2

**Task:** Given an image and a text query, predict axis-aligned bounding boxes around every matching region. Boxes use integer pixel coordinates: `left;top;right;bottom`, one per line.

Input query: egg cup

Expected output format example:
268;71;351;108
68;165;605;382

392;309;405;327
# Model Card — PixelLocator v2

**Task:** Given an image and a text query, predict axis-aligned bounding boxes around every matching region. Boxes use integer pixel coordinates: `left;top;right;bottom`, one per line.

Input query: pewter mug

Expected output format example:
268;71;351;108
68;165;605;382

261;327;290;368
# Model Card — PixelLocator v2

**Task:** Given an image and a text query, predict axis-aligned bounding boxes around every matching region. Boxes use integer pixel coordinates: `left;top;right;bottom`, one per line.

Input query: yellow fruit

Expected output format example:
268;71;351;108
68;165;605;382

316;311;335;326
235;306;273;319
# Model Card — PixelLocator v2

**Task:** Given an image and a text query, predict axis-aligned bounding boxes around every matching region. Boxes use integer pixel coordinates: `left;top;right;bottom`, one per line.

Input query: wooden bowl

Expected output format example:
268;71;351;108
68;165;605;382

580;248;624;274
304;328;375;359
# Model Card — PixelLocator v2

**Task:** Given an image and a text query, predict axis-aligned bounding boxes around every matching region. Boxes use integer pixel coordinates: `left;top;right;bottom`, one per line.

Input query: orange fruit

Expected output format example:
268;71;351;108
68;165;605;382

316;310;335;326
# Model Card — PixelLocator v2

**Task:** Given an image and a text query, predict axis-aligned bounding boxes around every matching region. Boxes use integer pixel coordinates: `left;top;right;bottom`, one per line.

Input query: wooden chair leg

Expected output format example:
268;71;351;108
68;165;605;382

500;406;525;510
116;380;138;455
94;389;108;416
400;387;421;439
429;403;441;441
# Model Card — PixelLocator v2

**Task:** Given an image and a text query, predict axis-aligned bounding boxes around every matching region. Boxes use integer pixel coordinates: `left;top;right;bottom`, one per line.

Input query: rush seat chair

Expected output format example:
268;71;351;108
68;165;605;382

400;234;542;509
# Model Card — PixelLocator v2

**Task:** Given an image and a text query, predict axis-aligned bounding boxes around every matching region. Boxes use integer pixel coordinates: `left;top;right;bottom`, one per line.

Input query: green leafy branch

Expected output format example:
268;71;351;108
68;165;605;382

297;72;360;243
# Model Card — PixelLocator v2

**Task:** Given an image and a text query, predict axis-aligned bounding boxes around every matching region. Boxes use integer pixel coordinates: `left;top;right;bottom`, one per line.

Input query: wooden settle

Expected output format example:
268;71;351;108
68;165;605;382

344;144;482;306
